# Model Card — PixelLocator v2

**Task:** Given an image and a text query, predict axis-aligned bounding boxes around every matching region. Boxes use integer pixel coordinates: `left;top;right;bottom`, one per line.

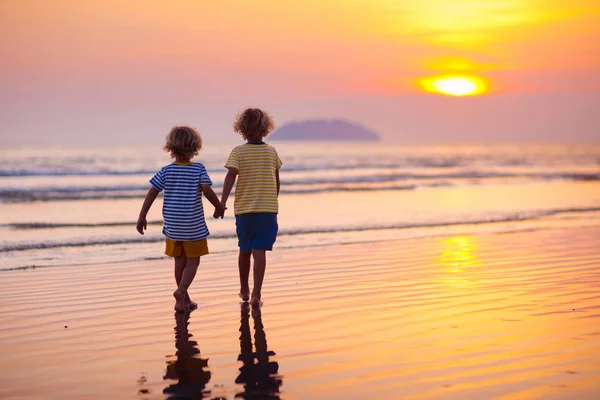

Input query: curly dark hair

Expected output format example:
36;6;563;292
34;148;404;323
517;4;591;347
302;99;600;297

163;126;202;160
233;108;275;141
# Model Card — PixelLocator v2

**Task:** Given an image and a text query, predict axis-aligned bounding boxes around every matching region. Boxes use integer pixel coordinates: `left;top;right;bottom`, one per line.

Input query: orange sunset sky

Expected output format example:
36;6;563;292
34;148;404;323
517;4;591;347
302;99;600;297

1;0;599;144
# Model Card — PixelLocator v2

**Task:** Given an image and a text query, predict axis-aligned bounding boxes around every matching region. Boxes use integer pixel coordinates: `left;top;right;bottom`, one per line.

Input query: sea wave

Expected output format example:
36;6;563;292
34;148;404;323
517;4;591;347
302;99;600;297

2;206;598;253
0;158;598;177
0;162;459;177
0;221;165;229
0;169;155;177
0;171;598;203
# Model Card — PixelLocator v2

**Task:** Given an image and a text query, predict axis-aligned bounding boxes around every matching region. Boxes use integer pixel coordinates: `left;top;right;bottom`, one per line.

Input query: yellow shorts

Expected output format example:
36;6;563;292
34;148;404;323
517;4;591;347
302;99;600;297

165;238;209;257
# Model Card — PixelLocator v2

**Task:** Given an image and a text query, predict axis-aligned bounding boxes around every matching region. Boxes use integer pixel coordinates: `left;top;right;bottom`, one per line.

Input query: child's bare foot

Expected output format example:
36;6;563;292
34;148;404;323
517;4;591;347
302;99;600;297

239;291;250;302
173;290;186;313
250;295;262;308
185;293;198;311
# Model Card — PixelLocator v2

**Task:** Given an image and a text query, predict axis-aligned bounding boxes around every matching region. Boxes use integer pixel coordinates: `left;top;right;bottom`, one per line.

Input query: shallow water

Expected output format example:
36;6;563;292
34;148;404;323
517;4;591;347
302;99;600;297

1;142;599;270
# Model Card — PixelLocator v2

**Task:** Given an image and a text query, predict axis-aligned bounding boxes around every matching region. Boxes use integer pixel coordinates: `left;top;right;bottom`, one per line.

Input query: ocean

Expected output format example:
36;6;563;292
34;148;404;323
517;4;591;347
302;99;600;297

1;142;599;271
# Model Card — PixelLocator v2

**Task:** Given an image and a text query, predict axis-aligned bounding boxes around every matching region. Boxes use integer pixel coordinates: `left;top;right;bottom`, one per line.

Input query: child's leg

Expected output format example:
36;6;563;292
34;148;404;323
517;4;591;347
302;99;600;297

239;250;252;301
173;257;200;312
250;249;266;307
174;255;186;287
174;255;195;306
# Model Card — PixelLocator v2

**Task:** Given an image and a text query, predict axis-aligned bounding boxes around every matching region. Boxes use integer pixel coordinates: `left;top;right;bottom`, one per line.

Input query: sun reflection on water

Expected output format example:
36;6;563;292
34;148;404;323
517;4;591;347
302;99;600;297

439;236;480;287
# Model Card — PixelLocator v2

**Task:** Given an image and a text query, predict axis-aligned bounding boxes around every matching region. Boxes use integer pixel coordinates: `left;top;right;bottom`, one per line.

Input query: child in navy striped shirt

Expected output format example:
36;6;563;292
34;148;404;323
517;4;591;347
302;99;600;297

137;126;225;312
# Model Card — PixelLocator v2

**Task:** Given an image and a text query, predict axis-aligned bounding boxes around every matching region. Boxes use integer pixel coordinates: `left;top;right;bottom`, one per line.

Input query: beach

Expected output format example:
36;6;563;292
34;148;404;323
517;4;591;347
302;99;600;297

3;0;600;398
2;226;600;399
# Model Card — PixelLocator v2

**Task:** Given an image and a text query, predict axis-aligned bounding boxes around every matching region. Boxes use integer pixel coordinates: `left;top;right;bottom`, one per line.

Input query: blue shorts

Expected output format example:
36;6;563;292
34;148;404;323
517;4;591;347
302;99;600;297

235;213;278;251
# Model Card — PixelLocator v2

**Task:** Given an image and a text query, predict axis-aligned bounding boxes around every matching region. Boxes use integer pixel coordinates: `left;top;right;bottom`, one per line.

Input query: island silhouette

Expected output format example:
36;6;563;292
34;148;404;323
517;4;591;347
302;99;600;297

270;119;380;141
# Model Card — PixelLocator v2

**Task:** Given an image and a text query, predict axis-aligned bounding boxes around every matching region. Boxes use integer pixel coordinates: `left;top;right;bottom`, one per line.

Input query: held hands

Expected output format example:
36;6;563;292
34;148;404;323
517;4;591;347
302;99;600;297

213;203;227;219
136;217;147;235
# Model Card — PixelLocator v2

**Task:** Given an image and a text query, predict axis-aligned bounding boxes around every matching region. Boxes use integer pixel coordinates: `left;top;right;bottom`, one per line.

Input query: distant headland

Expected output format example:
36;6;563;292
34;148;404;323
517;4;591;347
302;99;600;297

270;119;380;141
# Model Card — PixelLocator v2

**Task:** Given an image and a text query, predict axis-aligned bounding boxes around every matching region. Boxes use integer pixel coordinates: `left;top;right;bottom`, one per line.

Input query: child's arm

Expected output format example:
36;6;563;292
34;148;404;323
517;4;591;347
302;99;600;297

276;169;280;196
220;167;238;207
201;184;226;219
136;187;160;234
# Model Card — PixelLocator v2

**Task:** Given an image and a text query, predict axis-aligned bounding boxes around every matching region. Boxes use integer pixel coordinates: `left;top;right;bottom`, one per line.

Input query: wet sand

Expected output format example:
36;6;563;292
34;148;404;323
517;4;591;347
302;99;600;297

1;227;600;399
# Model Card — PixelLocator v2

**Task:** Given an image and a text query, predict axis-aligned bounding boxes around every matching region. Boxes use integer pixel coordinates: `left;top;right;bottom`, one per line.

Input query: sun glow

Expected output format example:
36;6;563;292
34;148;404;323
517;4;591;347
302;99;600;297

419;74;488;96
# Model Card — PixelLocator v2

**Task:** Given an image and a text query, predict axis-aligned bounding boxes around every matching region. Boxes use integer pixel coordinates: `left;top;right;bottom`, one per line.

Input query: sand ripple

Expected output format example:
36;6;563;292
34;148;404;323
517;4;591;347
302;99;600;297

1;227;599;399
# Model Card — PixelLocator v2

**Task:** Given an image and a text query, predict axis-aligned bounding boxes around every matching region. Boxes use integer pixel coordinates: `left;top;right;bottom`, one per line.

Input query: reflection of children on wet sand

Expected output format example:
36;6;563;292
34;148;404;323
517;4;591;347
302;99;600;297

236;303;283;399
163;312;211;399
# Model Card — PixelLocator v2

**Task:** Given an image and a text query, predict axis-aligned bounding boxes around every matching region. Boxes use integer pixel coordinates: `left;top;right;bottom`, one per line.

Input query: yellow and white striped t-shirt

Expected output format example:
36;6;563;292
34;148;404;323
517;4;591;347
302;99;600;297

225;142;282;215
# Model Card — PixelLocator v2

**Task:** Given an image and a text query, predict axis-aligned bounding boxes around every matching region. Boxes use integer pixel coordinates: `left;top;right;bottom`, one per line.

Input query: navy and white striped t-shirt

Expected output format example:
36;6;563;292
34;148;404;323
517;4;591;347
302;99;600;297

150;162;213;241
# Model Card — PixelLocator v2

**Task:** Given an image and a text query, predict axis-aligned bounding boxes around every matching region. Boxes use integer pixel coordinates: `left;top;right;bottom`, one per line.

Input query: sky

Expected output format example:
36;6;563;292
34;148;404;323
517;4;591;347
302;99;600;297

1;0;599;145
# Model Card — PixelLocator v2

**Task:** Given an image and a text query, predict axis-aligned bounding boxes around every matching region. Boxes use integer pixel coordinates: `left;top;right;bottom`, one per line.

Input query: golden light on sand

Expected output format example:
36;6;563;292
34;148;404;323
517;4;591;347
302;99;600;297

419;74;488;96
439;236;479;287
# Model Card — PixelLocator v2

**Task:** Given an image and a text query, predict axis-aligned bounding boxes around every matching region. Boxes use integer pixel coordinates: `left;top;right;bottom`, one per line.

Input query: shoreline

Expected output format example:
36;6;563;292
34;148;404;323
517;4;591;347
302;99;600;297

3;219;600;272
3;178;600;272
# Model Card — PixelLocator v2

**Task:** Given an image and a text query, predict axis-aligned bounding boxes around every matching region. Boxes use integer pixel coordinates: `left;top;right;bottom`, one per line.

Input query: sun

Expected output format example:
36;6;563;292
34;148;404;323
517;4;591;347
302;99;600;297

419;74;488;96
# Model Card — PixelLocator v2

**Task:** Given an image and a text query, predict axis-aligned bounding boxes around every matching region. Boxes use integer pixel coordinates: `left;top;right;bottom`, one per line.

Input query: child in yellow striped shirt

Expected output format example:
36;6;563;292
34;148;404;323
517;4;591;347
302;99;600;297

216;108;282;308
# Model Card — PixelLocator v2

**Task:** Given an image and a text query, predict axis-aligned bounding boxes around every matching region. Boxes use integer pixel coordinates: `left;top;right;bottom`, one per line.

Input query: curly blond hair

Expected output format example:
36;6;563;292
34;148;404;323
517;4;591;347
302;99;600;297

163;126;202;161
233;108;275;141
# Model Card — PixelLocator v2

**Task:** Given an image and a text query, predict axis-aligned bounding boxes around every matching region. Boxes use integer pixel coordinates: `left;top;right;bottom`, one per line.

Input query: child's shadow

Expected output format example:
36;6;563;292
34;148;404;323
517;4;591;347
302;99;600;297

235;303;283;399
163;312;212;399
